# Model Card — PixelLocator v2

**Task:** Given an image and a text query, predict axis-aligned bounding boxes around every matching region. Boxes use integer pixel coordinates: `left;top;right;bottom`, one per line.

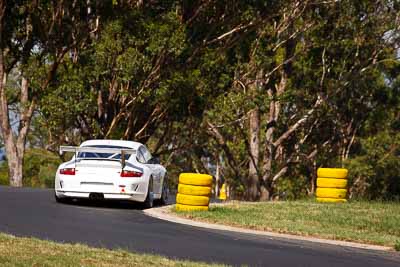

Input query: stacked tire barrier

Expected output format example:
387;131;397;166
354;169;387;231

316;168;348;203
176;173;212;211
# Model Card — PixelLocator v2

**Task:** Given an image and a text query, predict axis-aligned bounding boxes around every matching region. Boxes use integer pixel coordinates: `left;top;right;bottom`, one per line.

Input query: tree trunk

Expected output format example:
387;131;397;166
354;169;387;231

6;146;23;187
260;91;280;201
0;75;33;187
310;158;317;195
0;2;30;187
215;158;220;198
260;114;274;201
260;71;288;200
248;107;259;201
260;34;295;200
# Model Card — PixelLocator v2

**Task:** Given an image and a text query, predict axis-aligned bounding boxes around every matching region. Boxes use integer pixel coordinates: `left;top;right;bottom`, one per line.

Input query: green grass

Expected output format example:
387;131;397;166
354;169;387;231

173;200;400;248
0;233;226;267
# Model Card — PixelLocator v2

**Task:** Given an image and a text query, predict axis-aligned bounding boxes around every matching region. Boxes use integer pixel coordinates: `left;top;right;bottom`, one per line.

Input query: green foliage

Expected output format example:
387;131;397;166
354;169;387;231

38;60;98;144
23;149;61;188
0;162;8;186
345;131;400;200
0;149;61;188
395;240;400;251
16;0;400;201
38;7;215;147
275;176;309;200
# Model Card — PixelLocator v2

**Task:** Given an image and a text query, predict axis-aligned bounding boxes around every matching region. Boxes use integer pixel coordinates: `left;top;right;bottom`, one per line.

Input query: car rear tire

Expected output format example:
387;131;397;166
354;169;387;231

155;175;169;206
141;177;154;209
54;193;70;204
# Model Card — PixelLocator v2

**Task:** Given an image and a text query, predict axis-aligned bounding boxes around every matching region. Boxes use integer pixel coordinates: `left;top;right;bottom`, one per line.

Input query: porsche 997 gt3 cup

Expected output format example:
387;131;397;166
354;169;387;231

55;140;168;208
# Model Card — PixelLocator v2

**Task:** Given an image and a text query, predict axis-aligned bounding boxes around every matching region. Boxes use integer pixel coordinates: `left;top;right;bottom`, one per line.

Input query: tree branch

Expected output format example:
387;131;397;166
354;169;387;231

273;95;324;148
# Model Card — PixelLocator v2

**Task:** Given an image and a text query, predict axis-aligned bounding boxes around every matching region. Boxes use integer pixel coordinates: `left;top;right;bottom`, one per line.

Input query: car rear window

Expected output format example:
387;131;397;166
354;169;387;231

77;145;132;160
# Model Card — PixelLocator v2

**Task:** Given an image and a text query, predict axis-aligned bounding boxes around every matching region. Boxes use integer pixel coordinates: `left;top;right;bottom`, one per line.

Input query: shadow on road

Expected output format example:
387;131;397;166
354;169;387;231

57;192;177;210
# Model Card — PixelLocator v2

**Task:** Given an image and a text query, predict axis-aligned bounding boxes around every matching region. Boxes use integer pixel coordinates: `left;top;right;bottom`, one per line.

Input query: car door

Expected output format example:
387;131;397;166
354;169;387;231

139;146;162;195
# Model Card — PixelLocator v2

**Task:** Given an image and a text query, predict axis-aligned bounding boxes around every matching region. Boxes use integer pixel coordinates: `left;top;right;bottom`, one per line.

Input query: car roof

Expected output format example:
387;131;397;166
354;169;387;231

80;139;143;150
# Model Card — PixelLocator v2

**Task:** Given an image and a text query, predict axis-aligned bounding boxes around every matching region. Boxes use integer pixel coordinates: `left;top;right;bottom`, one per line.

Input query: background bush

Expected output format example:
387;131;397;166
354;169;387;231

0;148;61;188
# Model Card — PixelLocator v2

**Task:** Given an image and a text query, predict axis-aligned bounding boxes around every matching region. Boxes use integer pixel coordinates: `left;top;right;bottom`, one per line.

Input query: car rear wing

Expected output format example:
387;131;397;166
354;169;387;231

59;146;136;169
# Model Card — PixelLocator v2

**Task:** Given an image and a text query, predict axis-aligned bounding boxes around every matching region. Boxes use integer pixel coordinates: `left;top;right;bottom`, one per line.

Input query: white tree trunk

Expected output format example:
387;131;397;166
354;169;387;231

215;159;220;198
6;147;23;187
248;107;259;200
0;74;33;187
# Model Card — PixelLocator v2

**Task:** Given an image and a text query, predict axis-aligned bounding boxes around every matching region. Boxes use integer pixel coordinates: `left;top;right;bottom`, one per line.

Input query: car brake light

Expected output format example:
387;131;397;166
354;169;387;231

60;168;76;175
120;170;142;177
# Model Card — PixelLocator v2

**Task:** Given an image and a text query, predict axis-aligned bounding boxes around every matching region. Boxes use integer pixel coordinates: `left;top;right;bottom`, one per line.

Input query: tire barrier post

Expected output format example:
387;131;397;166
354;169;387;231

176;173;212;211
316;168;348;203
219;183;227;201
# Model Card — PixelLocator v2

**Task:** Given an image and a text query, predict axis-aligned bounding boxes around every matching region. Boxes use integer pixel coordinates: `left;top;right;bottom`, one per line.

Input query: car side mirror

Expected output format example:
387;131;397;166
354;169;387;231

148;157;160;164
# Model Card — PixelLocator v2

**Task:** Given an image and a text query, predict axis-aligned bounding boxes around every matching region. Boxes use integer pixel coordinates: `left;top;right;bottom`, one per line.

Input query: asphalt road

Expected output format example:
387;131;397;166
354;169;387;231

0;186;399;267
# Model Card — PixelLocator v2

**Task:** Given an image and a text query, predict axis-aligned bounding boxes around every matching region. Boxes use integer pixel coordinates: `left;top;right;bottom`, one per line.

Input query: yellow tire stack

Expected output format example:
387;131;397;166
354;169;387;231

176;173;212;211
316;168;348;203
219;183;227;201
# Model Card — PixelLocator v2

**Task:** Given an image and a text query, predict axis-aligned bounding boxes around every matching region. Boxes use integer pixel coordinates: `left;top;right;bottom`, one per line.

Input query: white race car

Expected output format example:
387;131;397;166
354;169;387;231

55;139;168;208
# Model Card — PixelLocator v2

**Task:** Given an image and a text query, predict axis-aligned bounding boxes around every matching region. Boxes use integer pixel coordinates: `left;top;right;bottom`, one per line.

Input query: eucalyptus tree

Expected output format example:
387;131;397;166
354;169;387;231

0;0;100;186
195;0;400;200
23;0;400;201
39;2;232;158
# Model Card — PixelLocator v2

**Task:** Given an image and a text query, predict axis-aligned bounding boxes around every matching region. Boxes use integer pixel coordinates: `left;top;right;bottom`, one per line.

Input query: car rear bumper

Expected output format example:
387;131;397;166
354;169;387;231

55;190;146;202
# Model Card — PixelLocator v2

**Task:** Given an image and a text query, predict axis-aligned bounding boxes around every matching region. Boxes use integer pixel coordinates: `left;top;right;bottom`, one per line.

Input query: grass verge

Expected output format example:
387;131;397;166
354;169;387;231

0;233;225;267
173;200;400;249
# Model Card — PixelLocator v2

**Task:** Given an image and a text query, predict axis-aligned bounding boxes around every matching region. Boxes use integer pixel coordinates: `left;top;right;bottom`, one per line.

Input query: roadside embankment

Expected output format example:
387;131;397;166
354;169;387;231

147;200;400;251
